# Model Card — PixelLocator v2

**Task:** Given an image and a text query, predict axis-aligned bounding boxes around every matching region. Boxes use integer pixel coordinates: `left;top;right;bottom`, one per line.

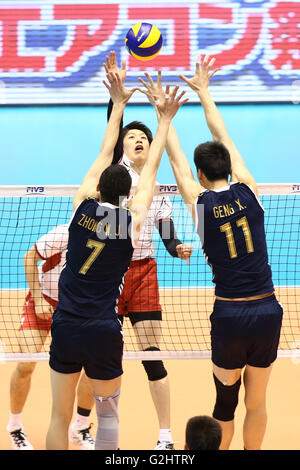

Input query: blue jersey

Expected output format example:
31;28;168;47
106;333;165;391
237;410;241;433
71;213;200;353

195;183;274;298
57;198;134;320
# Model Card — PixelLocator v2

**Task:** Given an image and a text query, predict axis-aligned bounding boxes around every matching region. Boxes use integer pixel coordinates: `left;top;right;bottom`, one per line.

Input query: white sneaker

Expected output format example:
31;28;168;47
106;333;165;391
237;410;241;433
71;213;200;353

7;427;34;450
69;423;95;450
154;440;174;450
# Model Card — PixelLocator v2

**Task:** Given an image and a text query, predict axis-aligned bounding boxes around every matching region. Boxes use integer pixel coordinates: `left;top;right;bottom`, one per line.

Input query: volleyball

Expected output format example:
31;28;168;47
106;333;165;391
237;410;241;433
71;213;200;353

125;23;163;61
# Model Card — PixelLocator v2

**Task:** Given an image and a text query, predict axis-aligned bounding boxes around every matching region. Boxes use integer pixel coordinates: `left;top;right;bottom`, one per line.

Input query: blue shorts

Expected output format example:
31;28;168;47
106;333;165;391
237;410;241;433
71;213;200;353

210;294;283;369
49;309;123;380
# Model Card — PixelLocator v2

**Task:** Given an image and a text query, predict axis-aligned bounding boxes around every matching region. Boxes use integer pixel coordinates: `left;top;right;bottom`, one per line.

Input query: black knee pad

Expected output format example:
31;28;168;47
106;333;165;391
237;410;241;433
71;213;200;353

212;374;241;422
141;347;168;382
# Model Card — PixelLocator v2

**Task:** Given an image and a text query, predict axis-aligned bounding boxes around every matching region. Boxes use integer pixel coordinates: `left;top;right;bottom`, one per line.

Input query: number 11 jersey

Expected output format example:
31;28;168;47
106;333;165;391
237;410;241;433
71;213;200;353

194;182;274;298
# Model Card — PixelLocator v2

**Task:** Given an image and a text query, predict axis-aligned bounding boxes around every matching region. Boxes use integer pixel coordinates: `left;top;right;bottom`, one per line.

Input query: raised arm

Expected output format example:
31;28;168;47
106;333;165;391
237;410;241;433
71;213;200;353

129;85;188;244
73;69;137;209
138;71;202;210
179;55;258;195
105;51;126;164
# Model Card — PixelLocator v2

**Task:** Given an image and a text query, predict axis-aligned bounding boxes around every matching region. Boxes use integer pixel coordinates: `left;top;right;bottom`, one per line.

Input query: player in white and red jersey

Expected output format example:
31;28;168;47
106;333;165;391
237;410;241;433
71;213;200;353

7;224;95;450
102;52;193;450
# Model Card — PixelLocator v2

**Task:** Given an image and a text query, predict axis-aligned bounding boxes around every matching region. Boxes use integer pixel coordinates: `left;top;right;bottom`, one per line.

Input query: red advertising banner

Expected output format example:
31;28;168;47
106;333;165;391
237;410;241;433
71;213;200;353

0;0;299;103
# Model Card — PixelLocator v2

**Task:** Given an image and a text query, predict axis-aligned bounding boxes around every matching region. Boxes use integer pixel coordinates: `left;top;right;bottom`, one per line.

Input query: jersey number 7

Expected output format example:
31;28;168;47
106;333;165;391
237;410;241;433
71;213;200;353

79;239;106;275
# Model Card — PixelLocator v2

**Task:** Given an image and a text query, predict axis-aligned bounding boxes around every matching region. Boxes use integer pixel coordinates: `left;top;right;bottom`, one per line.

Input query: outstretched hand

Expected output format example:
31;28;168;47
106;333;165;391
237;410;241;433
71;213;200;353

104;50;127;84
103;71;138;105
179;54;219;92
138;71;164;107
156;84;189;120
137;72;189;118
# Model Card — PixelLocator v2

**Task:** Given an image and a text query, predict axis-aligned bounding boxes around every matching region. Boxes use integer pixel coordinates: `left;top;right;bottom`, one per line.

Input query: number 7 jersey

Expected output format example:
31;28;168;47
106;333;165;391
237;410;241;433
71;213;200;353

57;198;134;320
194;182;274;298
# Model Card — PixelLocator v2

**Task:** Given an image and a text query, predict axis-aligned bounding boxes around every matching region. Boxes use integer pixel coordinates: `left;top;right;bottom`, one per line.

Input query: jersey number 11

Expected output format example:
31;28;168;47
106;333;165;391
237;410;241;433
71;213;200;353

220;216;254;259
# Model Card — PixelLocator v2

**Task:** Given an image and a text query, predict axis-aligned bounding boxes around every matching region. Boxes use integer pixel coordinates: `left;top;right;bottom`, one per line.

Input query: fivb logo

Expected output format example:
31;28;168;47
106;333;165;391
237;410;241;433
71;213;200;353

159;185;178;194
26;186;45;194
292;184;300;193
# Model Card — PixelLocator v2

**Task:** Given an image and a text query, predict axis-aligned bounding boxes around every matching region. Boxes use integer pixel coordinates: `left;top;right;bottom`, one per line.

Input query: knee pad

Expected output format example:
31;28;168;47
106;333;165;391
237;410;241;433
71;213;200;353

142;347;168;382
94;389;120;450
212;374;241;422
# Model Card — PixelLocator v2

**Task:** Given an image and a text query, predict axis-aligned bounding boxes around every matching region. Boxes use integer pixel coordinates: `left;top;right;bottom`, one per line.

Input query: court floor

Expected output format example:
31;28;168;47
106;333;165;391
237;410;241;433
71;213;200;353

0;357;300;451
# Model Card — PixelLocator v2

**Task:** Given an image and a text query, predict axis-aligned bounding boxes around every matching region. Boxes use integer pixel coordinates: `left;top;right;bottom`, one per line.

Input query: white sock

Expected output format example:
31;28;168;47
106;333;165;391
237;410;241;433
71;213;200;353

73;413;90;430
7;412;23;431
159;428;172;443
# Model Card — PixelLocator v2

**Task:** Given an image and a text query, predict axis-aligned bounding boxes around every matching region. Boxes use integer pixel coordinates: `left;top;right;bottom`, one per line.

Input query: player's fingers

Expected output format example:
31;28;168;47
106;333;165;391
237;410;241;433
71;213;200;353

157;70;162;86
121;59;127;71
144;72;154;86
208;68;219;79
103;80;110;90
106;72;115;83
138;77;151;91
152;94;160;104
196;55;201;73
178;97;189;108
185;244;194;253
129;87;139;96
207;57;216;70
176;91;188;106
170;85;179;99
136;87;148;95
110;50;116;64
113;72;122;87
178;74;190;85
165;83;171;99
202;54;210;69
176;90;186;101
106;54;113;70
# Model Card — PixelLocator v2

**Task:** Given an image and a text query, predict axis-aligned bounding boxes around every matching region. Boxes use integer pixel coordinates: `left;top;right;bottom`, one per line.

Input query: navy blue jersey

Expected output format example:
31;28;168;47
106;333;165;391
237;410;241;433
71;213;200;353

57;198;134;320
195;183;274;298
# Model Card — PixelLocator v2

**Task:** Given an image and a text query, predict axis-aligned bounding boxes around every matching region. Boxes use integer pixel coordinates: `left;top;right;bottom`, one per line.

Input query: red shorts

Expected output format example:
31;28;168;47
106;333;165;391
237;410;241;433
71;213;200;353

118;258;161;316
19;291;57;331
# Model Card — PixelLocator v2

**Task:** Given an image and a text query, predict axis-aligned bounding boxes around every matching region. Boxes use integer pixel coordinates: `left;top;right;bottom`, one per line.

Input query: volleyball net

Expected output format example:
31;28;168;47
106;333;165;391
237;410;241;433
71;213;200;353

0;184;299;362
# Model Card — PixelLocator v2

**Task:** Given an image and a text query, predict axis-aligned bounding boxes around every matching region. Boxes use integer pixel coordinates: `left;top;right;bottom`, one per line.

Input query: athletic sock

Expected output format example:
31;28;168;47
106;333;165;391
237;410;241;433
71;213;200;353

159;428;172;443
73;408;91;429
7;412;23;431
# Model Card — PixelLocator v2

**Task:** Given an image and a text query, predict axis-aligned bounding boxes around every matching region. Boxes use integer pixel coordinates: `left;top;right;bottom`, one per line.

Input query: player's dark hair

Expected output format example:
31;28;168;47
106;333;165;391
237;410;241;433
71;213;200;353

122;121;153;144
185;415;222;451
99;165;132;206
194;141;231;182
